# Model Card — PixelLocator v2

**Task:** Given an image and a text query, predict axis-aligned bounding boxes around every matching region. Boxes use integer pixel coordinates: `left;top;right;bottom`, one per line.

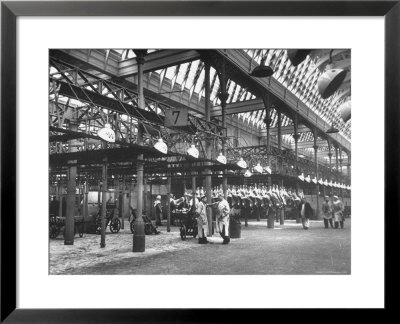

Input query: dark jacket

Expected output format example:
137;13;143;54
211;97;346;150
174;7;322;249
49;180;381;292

299;201;313;219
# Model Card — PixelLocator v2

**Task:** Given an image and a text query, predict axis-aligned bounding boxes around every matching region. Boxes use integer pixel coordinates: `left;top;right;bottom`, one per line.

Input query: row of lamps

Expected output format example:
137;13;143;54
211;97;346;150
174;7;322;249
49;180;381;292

298;173;351;190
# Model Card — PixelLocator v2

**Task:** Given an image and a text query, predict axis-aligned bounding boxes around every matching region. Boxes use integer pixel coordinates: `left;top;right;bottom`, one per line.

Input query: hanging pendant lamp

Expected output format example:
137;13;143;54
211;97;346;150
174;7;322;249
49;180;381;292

324;179;329;186
318;178;324;185
187;144;199;158
326;121;340;134
264;166;272;174
250;56;274;78
254;163;263;173
216;152;227;164
97;123;115;143
305;175;311;183
153;137;168;154
298;173;305;181
312;176;318;184
244;170;252;177
339;100;351;123
317;50;347;99
287;49;312;66
237;157;247;169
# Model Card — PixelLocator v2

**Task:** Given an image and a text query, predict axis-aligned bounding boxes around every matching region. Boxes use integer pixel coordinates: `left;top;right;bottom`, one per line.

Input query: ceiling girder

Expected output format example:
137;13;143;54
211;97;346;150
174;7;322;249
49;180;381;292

211;49;351;153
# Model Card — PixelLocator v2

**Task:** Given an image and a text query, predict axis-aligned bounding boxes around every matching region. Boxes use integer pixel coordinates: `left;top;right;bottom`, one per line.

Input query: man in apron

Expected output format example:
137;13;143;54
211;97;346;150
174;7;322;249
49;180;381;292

322;196;334;228
196;195;209;244
299;198;313;229
216;193;231;244
332;195;345;229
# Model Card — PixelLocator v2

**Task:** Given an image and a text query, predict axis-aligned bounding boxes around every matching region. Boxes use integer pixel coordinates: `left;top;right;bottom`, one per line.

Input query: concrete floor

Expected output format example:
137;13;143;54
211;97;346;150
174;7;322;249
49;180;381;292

49;218;351;275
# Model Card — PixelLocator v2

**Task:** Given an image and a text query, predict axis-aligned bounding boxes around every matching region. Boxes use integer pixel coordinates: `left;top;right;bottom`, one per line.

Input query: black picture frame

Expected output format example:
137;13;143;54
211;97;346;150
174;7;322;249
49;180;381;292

1;0;399;322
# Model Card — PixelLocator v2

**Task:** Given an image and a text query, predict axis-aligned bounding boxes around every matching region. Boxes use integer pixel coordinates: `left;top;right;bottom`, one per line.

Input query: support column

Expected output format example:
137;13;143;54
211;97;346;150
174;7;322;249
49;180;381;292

263;94;272;188
167;175;171;232
339;147;344;201
277;110;283;177
132;50;147;253
219;58;229;199
149;180;153;221
64;121;78;245
335;146;339;196
82;182;87;219
293;114;301;223
204;63;213;236
100;158;107;248
58;182;63;217
129;180;133;222
192;174;196;210
328;143;333;197
347;154;351;178
277;111;282;150
120;175;125;229
313;131;320;220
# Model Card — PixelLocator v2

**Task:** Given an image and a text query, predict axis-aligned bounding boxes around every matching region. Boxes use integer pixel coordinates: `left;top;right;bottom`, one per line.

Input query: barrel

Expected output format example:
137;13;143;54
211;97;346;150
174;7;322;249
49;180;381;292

229;220;241;238
267;210;275;228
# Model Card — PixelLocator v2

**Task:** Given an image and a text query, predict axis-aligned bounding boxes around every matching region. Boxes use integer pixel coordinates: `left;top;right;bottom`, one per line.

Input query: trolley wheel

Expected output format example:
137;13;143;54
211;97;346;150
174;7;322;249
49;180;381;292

110;218;121;233
180;225;186;240
144;224;152;235
49;224;59;239
78;222;84;237
193;227;198;238
130;221;135;234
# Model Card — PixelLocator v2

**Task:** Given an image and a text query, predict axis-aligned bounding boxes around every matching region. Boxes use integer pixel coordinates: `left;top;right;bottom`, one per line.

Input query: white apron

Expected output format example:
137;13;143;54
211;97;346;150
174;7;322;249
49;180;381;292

216;199;230;236
196;202;208;238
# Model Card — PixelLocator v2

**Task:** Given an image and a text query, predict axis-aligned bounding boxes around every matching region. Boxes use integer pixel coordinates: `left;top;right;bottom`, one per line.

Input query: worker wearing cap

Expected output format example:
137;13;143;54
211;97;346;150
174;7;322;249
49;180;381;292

332;195;345;229
154;195;163;226
322;196;334;228
214;192;231;244
196;195;209;244
299;198;313;229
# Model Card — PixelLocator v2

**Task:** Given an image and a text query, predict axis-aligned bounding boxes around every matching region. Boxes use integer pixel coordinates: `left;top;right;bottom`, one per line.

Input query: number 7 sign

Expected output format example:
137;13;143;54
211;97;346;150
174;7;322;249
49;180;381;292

164;108;188;127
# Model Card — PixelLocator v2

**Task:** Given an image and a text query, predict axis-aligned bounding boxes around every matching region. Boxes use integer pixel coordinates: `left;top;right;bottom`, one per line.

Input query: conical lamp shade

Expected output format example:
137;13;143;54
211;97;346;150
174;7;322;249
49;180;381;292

154;138;168;154
317;69;347;99
287;49;311;66
187;144;199;158
250;65;274;78
97;123;115;142
216;152;227;164
237;158;247;169
326;125;339;134
339;100;351;123
254;163;263;173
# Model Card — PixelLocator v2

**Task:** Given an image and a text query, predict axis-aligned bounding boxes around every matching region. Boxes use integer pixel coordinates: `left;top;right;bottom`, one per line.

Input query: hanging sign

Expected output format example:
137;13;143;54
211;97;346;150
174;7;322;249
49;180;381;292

164;108;188;127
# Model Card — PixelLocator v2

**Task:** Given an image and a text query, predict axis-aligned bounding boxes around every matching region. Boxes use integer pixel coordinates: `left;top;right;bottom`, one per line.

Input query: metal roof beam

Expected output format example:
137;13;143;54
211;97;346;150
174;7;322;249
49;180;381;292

210;98;264;117
213;49;351;153
119;50;200;77
261;124;309;136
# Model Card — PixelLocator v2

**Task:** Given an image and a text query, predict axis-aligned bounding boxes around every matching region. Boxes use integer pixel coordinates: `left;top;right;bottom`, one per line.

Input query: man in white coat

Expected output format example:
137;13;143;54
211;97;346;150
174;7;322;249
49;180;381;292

216;193;230;244
196;195;209;244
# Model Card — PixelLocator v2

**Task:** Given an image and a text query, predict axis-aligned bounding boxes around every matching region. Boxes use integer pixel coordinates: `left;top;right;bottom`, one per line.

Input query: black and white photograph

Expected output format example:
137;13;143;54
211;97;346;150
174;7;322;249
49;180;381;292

48;49;352;275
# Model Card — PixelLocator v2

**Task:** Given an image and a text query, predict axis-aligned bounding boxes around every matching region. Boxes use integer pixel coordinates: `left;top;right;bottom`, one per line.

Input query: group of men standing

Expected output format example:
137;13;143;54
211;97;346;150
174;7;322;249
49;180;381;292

322;195;345;229
195;193;231;245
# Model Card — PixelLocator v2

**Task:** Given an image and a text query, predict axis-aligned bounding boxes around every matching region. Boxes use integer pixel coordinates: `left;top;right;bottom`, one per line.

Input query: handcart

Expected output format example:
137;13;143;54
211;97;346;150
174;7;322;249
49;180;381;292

175;210;198;240
95;203;121;234
129;207;160;235
49;215;84;239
